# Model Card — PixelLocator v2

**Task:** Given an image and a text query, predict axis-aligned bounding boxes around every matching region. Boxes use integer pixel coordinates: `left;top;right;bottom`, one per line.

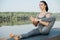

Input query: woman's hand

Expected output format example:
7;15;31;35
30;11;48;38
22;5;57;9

34;18;38;21
29;16;39;27
29;16;35;22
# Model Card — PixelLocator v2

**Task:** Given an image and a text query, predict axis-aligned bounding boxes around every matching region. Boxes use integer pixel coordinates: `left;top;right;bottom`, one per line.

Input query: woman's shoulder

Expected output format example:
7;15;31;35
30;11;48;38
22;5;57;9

47;12;52;15
46;12;54;16
46;12;52;18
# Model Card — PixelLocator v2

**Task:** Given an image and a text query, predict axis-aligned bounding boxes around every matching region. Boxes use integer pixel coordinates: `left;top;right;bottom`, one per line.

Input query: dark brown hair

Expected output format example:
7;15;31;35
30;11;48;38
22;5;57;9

40;1;48;12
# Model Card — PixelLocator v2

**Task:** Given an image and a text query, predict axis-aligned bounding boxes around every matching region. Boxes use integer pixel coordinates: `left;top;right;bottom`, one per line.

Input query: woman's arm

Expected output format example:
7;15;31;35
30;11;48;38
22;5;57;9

38;14;51;26
39;20;49;26
29;16;39;27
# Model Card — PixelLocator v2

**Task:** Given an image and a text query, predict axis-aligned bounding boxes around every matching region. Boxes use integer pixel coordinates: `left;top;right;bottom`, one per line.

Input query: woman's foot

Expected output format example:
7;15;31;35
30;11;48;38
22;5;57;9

9;33;20;40
9;33;15;38
14;35;20;40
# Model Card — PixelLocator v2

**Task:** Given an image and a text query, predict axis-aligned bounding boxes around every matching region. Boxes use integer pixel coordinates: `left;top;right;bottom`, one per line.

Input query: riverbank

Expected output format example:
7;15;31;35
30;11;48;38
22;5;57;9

0;12;60;26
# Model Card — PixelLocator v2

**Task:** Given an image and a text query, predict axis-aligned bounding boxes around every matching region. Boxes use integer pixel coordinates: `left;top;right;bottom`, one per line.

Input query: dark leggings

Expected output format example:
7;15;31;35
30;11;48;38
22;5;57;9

21;28;40;38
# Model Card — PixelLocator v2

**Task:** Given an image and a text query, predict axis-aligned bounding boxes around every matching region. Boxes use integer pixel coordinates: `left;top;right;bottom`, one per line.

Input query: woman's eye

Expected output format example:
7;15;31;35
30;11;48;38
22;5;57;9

40;4;43;6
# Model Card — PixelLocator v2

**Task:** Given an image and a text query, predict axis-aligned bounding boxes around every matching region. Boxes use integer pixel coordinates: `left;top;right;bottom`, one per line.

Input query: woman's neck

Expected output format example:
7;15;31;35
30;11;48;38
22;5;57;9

41;8;47;14
41;10;47;13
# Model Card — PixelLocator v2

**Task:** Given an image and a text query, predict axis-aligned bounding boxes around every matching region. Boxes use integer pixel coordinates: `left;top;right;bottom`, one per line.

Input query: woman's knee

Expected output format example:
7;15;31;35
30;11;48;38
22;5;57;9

40;27;50;34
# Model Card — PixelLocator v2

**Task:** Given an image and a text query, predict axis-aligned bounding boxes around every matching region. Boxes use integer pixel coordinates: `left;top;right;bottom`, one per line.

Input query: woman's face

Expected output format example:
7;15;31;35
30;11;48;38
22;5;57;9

39;2;46;10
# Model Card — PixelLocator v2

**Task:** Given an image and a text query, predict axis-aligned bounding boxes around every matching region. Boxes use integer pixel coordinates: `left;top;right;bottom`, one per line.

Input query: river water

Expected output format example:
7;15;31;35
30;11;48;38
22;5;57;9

0;21;60;38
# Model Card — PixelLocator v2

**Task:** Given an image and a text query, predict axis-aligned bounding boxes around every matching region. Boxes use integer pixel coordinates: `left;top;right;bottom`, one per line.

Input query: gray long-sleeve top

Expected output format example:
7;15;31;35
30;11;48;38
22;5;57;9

36;13;56;34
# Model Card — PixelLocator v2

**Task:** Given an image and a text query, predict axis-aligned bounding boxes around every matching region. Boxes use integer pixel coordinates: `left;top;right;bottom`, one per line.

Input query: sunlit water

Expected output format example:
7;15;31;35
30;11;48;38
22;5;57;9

0;21;60;38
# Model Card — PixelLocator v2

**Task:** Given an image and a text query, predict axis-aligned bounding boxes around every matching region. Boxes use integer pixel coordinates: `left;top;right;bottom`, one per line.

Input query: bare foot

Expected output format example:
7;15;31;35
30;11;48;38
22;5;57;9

14;35;20;40
0;38;7;40
9;33;15;38
9;33;20;40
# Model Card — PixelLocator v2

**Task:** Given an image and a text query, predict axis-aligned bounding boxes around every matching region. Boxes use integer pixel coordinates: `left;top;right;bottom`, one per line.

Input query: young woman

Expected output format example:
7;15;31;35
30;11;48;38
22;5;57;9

9;1;56;40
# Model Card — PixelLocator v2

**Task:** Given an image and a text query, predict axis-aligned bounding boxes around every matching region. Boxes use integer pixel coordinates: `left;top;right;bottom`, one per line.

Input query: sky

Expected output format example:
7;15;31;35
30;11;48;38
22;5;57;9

0;0;60;13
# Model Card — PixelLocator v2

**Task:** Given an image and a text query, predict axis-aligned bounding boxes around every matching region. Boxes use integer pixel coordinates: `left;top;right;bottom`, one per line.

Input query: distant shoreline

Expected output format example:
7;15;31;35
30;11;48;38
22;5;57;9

0;12;60;26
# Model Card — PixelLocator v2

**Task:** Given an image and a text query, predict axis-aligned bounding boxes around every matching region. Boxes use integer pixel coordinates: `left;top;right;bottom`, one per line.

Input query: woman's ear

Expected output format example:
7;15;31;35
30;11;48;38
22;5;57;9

44;5;46;8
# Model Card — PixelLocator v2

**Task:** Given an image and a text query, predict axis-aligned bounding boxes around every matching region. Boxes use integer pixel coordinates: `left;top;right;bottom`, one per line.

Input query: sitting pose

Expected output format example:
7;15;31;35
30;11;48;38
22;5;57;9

9;1;56;40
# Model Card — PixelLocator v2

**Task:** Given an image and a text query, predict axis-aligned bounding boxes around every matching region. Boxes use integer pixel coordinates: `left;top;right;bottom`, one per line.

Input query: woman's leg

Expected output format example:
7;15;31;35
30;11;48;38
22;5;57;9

39;17;56;34
9;28;40;39
20;28;40;39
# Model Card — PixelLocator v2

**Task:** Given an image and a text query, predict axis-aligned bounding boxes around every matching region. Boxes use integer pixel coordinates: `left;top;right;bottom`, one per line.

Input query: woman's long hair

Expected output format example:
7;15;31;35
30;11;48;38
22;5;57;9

40;1;48;12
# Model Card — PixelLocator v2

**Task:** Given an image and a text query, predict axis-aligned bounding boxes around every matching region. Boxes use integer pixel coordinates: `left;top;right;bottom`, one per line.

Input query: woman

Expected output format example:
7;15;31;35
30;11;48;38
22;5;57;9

9;1;56;40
